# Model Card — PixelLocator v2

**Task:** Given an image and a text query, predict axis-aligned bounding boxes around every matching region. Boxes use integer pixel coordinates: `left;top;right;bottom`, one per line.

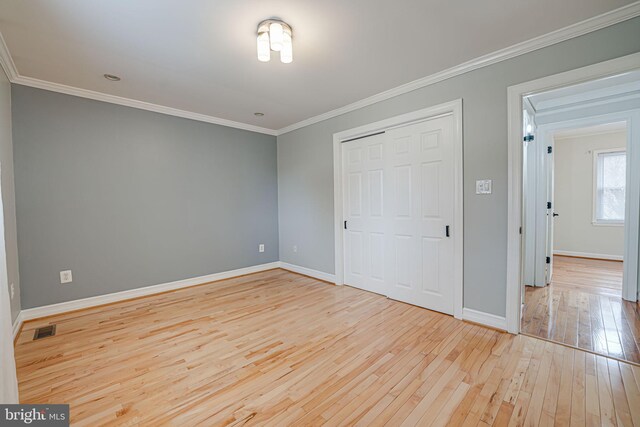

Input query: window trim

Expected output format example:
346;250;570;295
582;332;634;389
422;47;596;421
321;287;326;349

592;147;626;226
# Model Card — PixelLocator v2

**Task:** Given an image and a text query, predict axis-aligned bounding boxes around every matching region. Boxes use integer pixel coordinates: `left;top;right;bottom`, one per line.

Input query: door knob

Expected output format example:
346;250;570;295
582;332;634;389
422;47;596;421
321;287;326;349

553;212;559;217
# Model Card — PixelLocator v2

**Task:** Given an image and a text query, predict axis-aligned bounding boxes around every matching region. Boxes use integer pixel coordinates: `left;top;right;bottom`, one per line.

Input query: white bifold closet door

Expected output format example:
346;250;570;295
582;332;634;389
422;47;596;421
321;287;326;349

343;114;455;315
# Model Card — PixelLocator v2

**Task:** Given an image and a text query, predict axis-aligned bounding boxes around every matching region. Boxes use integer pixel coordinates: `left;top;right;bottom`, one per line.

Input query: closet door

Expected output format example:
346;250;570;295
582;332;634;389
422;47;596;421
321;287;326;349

342;133;389;296
384;115;455;314
342;114;456;315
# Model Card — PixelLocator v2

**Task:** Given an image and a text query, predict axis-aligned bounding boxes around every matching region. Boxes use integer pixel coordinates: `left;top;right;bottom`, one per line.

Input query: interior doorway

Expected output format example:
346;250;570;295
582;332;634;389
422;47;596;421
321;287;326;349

517;70;640;364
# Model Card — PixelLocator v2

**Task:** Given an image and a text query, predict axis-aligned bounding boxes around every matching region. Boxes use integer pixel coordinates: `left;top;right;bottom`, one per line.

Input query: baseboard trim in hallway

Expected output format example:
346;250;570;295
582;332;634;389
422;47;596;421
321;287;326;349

553;250;623;262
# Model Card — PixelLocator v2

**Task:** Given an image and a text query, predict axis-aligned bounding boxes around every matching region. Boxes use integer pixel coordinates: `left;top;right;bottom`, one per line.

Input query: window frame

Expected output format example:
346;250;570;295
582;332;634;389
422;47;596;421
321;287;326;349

592;147;626;226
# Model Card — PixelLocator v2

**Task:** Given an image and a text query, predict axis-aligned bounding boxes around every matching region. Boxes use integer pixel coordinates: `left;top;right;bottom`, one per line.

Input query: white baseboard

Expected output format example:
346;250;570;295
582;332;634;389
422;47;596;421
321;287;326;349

462;308;508;331
279;262;336;283
553;250;623;261
20;262;281;322
12;311;23;340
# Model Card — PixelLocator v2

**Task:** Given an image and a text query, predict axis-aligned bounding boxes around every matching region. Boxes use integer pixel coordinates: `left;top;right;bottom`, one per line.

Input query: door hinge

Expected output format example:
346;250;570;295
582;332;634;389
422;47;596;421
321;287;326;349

547;146;553;154
445;225;450;237
547;202;552;209
546;256;551;264
519;226;522;235
344;220;347;230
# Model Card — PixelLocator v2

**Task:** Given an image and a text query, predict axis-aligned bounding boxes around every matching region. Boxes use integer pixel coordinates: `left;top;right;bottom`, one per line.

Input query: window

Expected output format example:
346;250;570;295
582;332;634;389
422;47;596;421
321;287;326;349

594;149;626;225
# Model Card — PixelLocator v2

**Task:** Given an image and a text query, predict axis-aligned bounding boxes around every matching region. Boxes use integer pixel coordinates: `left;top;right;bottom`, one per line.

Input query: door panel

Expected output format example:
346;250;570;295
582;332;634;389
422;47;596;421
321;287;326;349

368;170;383;217
421;237;440;294
394;165;412;217
343;134;389;296
395;235;413;288
348;173;362;216
385;116;454;314
342;114;455;315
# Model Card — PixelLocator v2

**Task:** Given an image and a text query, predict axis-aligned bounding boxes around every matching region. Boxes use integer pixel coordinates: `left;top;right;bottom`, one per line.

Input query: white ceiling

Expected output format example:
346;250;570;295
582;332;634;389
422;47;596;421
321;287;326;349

0;0;636;131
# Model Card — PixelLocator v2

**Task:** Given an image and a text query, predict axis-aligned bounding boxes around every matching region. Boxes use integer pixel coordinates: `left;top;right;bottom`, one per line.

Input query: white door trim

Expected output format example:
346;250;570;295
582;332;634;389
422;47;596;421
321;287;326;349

333;99;464;320
506;52;640;334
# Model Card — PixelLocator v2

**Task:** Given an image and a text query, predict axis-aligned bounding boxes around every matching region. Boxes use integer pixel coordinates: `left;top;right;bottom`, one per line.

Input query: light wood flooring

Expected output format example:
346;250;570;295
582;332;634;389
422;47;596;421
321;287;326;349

15;268;640;426
522;256;640;365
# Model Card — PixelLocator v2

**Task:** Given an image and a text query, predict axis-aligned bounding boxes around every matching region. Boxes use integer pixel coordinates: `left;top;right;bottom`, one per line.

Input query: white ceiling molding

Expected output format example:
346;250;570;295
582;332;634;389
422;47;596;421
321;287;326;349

0;31;277;136
276;1;640;135
1;2;639;137
10;75;278;135
0;31;18;81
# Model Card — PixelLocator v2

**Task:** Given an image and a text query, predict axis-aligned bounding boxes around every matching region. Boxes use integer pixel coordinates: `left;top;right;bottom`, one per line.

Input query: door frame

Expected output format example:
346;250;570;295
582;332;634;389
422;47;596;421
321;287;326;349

506;52;640;334
332;99;464;320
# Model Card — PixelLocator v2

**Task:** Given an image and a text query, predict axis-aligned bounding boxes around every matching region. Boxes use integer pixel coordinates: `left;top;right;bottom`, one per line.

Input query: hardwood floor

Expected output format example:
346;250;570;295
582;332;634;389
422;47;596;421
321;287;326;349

15;269;640;426
522;256;640;365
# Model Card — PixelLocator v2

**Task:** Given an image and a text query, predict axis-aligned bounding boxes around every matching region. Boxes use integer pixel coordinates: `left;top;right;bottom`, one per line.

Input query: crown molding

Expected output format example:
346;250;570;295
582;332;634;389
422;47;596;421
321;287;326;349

1;2;639;137
11;75;278;135
0;27;277;135
0;30;18;81
276;1;640;135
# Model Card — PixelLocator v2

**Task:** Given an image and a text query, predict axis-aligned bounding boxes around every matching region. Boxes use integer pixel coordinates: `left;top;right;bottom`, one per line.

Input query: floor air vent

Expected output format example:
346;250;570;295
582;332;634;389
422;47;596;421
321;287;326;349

33;325;56;340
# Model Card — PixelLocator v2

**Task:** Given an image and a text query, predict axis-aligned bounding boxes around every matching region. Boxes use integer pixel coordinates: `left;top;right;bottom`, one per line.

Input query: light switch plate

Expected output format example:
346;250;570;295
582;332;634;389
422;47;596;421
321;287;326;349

476;179;492;195
259;244;265;253
60;270;73;284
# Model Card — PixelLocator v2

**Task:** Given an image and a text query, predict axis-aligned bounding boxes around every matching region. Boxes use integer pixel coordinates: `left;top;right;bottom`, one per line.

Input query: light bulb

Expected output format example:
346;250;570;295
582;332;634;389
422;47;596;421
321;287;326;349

281;32;293;64
257;32;270;62
269;22;284;51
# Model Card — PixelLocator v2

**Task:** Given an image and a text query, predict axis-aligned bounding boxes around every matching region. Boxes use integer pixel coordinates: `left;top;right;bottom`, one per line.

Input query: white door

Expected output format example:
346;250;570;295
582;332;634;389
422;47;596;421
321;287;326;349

343;133;389;296
385;116;455;314
522;106;537;288
342;115;456;315
545;138;555;284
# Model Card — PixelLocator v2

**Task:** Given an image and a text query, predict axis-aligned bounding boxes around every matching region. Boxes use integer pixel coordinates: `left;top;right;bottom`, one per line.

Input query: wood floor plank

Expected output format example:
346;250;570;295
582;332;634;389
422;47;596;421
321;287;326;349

523;256;640;365
585;353;602;427
14;268;640;426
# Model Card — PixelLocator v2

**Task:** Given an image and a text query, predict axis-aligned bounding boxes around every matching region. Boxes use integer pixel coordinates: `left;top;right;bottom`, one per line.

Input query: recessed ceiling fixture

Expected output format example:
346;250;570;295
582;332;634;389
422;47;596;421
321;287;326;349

104;73;121;81
257;19;293;64
254;112;265;116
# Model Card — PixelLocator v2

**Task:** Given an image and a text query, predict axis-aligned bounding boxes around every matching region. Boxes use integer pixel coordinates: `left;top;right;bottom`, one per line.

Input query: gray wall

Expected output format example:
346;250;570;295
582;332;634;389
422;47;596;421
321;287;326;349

0;69;20;321
554;131;626;258
277;17;640;318
13;86;278;309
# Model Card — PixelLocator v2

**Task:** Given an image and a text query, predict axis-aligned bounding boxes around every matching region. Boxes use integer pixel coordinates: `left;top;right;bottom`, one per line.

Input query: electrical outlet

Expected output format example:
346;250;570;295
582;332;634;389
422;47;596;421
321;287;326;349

476;179;492;195
293;245;298;253
10;283;14;299
60;270;73;284
259;244;265;253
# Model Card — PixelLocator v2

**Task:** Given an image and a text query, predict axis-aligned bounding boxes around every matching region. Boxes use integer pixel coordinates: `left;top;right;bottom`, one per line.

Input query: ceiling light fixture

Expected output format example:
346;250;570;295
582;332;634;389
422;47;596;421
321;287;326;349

257;19;293;64
254;112;264;116
104;74;121;81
